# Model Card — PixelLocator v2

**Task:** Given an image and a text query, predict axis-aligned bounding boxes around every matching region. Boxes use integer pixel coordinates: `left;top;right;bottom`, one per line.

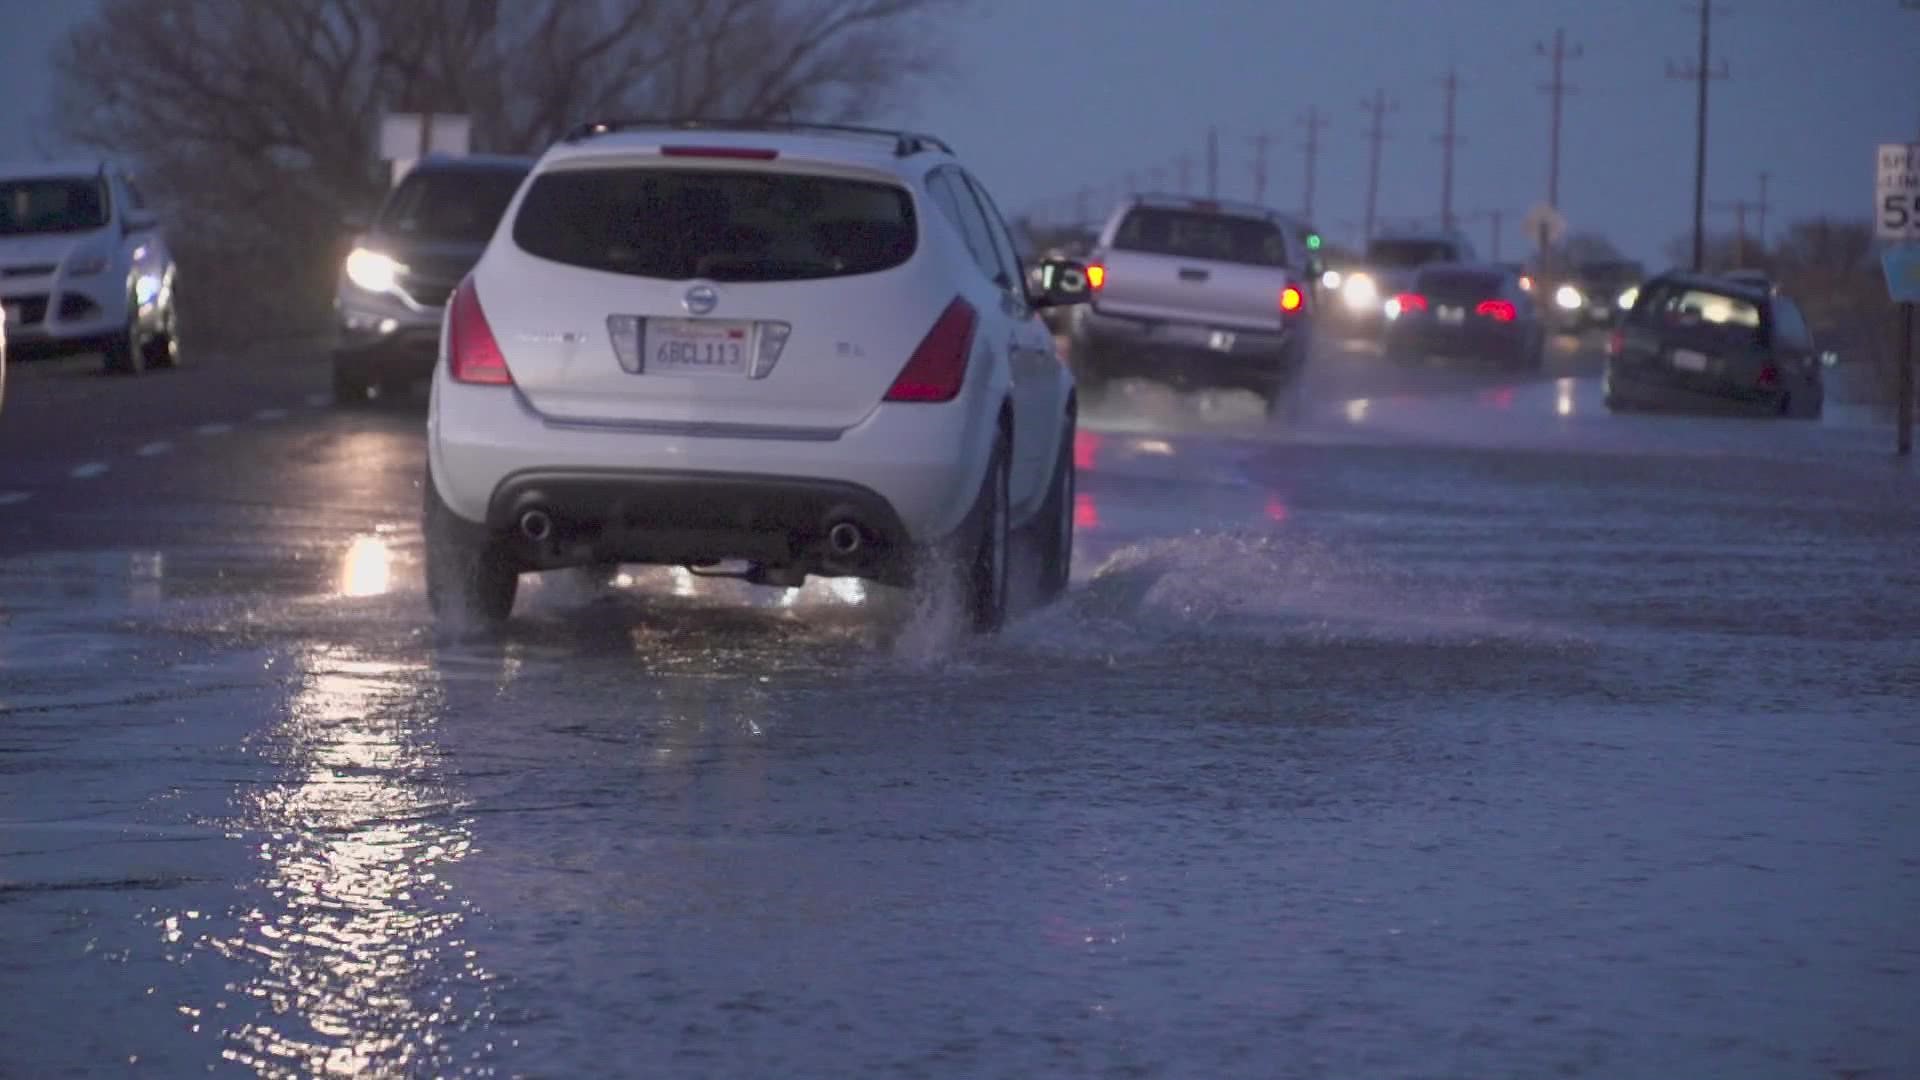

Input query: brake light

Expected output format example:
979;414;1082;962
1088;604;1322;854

1087;263;1106;291
884;297;977;402
447;277;512;385
1279;285;1305;313
1392;292;1428;313
1757;364;1780;389
1606;329;1625;358
661;146;779;160
1475;299;1517;322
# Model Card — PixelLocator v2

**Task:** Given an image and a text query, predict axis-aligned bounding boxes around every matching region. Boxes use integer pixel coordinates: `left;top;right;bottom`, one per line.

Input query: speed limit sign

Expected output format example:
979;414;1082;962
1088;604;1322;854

1880;143;1920;242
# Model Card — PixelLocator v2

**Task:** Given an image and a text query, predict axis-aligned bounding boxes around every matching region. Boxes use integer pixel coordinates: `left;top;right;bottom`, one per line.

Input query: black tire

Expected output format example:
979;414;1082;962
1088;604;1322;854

965;434;1012;633
424;469;518;630
331;357;372;407
101;315;141;375
141;300;179;369
1028;413;1076;605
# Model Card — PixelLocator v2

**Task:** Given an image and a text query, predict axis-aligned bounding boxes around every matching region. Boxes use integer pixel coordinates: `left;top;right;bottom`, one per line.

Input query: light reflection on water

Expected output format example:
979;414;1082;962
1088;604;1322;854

177;648;490;1077
338;536;394;598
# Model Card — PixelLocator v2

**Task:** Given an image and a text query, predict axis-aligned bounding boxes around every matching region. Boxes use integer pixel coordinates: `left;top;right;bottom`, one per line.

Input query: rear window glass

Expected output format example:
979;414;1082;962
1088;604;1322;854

1636;283;1765;345
1112;208;1288;267
1418;268;1504;299
1367;239;1458;269
378;168;526;244
512;168;916;282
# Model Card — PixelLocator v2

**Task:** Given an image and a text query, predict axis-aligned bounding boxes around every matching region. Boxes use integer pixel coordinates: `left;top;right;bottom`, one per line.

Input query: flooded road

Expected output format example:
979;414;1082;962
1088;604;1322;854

2;337;1917;1078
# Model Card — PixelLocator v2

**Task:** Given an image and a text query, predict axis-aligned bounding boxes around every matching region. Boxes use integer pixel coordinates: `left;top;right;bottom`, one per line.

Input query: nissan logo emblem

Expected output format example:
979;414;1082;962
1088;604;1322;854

683;284;718;315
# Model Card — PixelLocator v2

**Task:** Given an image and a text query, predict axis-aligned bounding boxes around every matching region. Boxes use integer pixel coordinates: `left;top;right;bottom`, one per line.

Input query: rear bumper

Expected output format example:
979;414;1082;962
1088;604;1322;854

488;469;912;583
1384;319;1528;359
1606;364;1793;411
1070;306;1305;386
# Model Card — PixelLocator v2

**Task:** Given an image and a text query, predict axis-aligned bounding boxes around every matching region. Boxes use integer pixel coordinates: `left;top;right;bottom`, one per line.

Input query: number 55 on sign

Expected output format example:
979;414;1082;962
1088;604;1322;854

1880;143;1920;242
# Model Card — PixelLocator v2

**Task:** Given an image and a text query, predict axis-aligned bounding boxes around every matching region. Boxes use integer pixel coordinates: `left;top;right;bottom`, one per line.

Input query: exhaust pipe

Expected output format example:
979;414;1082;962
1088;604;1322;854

518;508;553;543
827;521;863;557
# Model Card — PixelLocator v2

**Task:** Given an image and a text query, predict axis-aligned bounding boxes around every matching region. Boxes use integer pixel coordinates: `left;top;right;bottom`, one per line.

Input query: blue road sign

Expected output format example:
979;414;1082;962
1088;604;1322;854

1884;245;1920;303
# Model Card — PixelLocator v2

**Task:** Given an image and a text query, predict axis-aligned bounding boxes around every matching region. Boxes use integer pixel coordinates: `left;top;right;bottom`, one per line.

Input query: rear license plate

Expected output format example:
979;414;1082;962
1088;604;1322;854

1437;305;1465;324
642;319;752;376
1671;348;1709;373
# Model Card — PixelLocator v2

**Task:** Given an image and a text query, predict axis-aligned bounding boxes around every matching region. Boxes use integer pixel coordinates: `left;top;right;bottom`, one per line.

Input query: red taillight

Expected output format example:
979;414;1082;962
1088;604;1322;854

884;297;977;403
1475;299;1517;323
1279;285;1305;312
1392;292;1428;313
1606;329;1625;358
1087;263;1106;291
447;277;512;385
660;146;778;160
1757;364;1780;389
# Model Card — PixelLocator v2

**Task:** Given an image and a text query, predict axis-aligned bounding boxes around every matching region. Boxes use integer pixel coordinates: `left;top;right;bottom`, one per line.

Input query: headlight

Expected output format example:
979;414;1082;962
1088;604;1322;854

65;253;109;277
1553;284;1583;310
1616;286;1639;311
1383;296;1403;320
345;248;401;294
1341;273;1379;313
1320;269;1344;290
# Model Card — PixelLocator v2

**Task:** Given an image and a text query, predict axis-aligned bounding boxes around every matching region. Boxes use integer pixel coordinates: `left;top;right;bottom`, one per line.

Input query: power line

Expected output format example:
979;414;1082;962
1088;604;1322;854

1534;28;1583;211
1435;67;1467;231
1298;105;1330;221
1248;132;1276;206
1359;91;1397;242
1668;2;1730;271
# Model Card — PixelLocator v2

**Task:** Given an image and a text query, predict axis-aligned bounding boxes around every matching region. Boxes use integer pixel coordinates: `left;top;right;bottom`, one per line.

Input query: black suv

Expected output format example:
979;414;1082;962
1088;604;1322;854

1605;271;1825;419
332;154;532;404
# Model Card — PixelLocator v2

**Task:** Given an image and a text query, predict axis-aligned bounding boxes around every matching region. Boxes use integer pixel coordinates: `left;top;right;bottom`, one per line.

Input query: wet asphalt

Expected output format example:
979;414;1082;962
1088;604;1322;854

1;333;1917;1079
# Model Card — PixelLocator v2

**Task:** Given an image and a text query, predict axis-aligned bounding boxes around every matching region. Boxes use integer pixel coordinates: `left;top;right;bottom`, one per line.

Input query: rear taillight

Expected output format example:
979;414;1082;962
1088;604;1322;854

1087;263;1106;291
1757;364;1780;389
884;297;977;403
1392;292;1428;314
1279;285;1305;313
1475;299;1517;322
1606;329;1625;358
661;146;778;160
447;277;512;385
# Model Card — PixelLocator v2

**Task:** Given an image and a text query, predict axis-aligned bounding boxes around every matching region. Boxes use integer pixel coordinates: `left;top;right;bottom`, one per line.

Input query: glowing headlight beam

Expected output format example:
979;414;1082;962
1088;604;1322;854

345;248;401;294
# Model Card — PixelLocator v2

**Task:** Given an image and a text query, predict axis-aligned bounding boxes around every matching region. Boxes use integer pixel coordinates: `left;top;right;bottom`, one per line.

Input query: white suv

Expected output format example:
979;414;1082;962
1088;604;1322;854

0;160;179;373
424;121;1093;632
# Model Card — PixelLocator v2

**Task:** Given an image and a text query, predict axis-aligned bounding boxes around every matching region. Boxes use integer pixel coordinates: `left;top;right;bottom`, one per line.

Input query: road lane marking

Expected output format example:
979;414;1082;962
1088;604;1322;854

71;462;110;480
254;408;288;421
136;440;173;457
195;422;233;436
0;491;30;506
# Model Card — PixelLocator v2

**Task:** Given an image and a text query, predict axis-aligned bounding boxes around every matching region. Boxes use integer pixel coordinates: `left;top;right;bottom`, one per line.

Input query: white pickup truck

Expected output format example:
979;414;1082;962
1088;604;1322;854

1066;194;1319;414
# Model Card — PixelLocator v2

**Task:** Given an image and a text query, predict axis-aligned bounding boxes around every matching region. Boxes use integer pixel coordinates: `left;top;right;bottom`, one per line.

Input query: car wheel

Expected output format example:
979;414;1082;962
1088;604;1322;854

101;309;142;375
423;467;518;630
965;433;1012;633
141;299;179;369
1027;413;1075;605
331;357;372;406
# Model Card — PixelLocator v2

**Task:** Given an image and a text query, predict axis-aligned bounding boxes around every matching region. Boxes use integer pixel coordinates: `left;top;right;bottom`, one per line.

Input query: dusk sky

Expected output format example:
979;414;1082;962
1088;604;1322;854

4;0;1916;265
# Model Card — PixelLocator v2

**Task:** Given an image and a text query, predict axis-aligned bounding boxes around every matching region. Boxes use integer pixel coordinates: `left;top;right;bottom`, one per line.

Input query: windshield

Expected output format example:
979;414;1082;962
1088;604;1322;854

1112;207;1288;267
1367;238;1457;269
512;167;917;282
0;176;110;236
376;168;526;244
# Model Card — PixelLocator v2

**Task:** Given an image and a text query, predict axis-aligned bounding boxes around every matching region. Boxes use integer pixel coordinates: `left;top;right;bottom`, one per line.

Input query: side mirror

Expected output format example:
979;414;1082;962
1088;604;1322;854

1030;256;1094;309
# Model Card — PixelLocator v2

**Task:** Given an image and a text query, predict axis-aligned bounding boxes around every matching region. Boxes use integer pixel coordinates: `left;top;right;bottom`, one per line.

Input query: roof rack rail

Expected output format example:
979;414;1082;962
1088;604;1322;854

559;118;954;158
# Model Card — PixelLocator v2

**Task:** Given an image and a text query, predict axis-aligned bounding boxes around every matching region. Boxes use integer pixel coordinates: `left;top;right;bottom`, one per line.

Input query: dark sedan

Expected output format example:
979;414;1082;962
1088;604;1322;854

1604;272;1824;419
1382;263;1545;369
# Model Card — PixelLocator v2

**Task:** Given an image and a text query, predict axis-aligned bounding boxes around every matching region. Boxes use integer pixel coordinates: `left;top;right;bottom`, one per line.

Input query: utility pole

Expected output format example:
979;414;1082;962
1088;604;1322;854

1359;91;1396;243
1248;132;1275;205
1298;106;1330;221
1534;29;1582;212
1755;170;1771;249
1435;67;1466;231
1668;2;1730;271
1206;127;1219;198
